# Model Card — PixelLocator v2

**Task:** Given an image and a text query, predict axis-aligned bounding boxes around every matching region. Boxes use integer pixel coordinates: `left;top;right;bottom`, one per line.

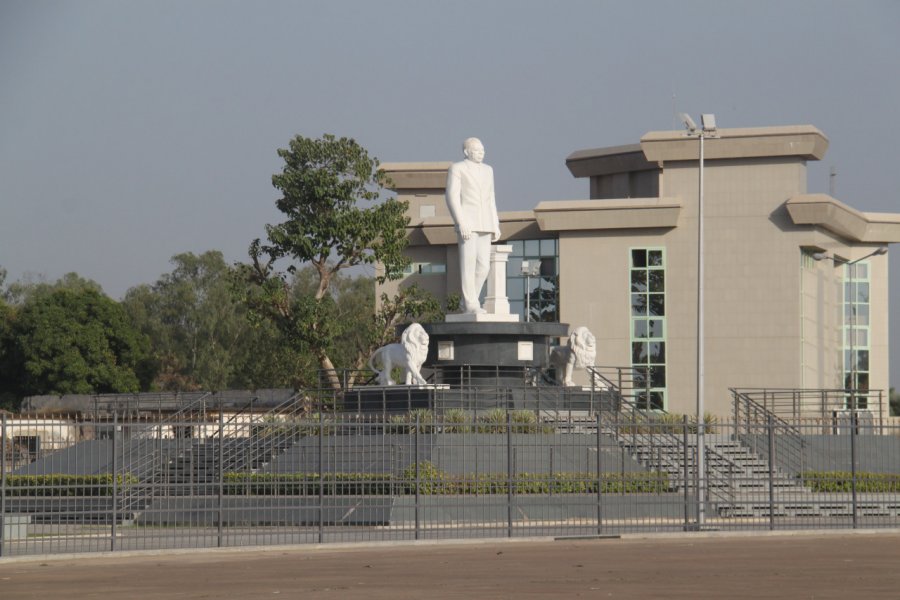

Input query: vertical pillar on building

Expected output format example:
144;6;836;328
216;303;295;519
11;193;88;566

484;244;512;315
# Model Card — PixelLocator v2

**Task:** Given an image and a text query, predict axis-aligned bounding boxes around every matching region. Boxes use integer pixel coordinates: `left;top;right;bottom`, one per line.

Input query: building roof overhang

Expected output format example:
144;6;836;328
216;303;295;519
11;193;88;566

640;125;829;163
786;194;900;243
565;144;654;178
405;199;682;246
534;198;681;231
381;162;451;190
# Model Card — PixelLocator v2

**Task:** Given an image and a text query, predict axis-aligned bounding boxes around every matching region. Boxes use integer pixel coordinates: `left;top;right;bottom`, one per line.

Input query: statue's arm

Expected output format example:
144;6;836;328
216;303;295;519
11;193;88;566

445;163;470;240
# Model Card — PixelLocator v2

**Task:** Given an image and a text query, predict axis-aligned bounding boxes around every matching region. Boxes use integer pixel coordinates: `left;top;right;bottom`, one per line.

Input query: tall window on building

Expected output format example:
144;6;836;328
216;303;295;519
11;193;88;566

844;261;872;409
630;248;666;410
505;239;559;322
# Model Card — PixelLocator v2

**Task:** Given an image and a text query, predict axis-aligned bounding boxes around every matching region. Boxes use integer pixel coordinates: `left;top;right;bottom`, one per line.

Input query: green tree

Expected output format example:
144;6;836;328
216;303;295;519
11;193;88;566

238;134;413;390
284;266;442;388
890;387;899;417
0;284;16;410
124;251;299;391
5;286;151;396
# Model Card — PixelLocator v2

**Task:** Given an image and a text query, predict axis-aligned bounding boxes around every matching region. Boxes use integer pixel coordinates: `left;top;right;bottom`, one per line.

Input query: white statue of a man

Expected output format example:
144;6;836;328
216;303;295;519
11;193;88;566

445;137;501;314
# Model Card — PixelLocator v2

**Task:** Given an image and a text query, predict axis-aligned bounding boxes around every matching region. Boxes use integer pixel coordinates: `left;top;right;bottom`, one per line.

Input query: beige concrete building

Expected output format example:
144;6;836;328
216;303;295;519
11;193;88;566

378;125;900;419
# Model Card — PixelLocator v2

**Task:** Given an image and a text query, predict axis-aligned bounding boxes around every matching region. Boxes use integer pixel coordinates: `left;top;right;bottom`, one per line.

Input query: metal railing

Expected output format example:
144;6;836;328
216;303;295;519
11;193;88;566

731;388;886;432
3;410;899;558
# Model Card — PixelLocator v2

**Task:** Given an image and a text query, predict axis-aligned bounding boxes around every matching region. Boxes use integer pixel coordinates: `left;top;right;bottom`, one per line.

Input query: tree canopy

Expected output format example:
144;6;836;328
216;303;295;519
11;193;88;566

238;134;429;390
3;286;152;397
123;251;299;391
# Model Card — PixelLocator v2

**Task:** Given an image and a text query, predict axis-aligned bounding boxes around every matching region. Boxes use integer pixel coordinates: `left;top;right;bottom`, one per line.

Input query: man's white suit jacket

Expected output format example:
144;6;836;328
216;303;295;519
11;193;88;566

445;159;500;235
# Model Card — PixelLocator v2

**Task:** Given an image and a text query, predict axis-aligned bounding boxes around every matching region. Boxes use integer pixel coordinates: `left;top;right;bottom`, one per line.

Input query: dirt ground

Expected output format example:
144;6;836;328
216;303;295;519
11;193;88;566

1;531;899;599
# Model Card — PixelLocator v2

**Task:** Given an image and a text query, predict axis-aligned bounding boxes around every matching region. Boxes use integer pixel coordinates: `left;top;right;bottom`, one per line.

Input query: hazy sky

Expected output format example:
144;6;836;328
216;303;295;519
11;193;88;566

1;0;899;384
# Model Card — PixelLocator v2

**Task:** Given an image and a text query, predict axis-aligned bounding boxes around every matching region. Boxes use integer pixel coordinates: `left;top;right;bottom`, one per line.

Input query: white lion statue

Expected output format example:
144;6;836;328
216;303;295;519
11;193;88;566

549;326;598;387
368;323;430;386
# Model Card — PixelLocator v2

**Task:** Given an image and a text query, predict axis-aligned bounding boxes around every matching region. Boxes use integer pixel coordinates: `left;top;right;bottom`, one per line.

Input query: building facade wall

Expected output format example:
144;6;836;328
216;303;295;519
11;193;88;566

379;126;897;421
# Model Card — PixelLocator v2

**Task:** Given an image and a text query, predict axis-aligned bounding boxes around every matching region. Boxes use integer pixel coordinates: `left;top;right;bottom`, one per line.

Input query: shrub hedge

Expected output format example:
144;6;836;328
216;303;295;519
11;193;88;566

2;474;137;497
1;468;668;497
801;471;900;493
220;462;668;496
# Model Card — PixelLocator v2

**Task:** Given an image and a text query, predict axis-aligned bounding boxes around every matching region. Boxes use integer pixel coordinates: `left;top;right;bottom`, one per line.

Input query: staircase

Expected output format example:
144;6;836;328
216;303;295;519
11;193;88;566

586;367;817;515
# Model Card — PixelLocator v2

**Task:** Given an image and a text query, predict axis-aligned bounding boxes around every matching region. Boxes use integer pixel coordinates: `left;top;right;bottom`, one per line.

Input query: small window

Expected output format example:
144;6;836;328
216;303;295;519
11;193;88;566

631;249;647;268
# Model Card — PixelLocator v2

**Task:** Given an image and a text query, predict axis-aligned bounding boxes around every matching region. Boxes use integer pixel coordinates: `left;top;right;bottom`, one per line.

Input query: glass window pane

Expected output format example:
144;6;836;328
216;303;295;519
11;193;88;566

631;249;647;268
855;304;869;326
635;391;649;409
631;270;647;292
648;250;663;266
632;342;648;363
539;257;556;277
540;238;556;256
525;239;540;256
509;240;524;255
508;279;524;300
845;281;870;304
633;366;649;388
633;320;649;339
850;263;867;279
649;392;664;411
650;366;666;388
632;294;647;316
857;372;869;391
508;257;523;277
648;319;664;338
649;342;665;363
649;294;665;316
857;350;869;371
648;270;665;292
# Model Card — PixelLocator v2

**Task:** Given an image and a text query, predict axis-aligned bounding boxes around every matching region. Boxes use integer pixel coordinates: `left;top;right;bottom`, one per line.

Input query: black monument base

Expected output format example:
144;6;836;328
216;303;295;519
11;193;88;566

422;321;569;389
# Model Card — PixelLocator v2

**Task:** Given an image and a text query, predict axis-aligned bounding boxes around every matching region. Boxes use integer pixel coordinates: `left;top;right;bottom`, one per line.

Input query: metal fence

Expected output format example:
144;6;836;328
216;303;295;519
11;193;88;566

2;407;899;558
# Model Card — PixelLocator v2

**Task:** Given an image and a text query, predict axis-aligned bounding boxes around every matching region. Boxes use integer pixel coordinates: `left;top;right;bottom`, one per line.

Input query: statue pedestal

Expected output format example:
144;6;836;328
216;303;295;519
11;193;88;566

483;244;513;316
445;244;519;323
422;321;568;389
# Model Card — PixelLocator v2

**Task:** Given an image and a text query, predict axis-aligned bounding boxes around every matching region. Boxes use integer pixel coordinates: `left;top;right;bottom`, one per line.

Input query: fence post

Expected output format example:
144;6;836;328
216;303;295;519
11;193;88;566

767;415;775;531
414;415;420;541
850;410;858;529
1;414;7;557
111;412;118;551
682;415;690;529
507;411;513;538
596;413;602;535
217;407;224;548
318;411;324;543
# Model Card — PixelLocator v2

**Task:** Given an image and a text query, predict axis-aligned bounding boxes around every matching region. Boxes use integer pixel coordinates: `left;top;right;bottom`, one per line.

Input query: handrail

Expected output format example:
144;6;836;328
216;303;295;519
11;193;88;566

117;390;218;514
587;366;735;503
212;390;307;473
730;388;806;477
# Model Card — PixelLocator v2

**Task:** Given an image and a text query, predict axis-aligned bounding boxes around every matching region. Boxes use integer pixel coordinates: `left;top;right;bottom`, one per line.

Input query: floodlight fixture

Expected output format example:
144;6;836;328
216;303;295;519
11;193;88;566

701;113;717;132
679;112;697;133
813;246;888;264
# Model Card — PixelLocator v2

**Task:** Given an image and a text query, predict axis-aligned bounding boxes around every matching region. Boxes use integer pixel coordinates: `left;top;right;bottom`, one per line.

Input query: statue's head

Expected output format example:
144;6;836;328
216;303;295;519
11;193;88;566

462;137;485;164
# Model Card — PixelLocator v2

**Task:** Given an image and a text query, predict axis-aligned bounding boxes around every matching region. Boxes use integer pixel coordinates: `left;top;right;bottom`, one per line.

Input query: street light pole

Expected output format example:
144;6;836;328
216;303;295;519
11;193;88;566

521;260;540;323
814;247;888;412
680;113;718;527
